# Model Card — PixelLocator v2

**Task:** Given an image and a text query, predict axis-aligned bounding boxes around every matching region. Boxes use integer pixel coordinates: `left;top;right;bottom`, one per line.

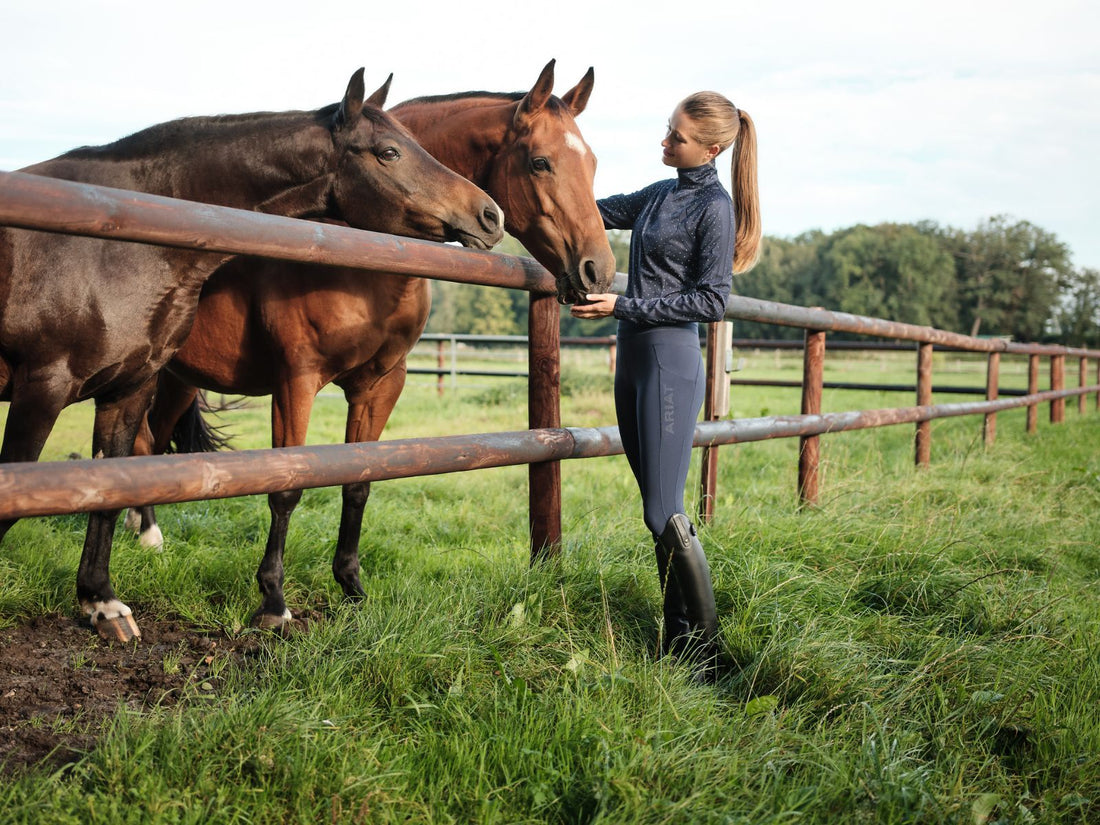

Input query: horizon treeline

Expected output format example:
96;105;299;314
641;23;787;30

425;216;1100;346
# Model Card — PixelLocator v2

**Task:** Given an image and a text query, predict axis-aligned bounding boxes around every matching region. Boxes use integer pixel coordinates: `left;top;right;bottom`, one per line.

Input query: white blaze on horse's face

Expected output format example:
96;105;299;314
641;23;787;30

563;128;588;157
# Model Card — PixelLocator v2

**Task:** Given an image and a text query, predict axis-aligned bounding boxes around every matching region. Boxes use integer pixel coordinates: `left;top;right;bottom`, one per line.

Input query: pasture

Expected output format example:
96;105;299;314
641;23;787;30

1;345;1098;824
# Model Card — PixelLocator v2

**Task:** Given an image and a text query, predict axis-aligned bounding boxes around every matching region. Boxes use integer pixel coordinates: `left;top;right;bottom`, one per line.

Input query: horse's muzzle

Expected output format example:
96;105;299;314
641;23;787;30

556;257;612;305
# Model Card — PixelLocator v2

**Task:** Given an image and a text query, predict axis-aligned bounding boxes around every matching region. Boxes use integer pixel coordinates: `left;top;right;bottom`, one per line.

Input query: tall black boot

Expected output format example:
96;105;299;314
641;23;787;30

654;540;692;657
657;513;719;678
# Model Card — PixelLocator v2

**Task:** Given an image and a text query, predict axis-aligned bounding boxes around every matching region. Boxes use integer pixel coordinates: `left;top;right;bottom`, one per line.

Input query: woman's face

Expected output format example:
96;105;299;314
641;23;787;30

661;109;719;169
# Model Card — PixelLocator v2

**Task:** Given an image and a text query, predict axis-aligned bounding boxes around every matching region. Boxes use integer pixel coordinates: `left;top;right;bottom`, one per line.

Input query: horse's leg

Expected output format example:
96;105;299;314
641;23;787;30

124;414;164;549
78;380;158;642
0;376;68;544
124;373;200;549
252;376;317;629
332;364;408;600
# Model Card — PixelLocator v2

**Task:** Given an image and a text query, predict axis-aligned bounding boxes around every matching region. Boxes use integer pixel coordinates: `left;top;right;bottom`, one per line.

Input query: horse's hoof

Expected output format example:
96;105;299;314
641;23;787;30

251;609;294;633
94;612;141;643
123;508;142;534
86;599;141;643
139;524;164;550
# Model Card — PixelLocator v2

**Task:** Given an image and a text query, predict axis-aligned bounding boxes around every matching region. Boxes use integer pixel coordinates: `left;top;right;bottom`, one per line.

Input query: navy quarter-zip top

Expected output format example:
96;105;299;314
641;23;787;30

597;161;735;327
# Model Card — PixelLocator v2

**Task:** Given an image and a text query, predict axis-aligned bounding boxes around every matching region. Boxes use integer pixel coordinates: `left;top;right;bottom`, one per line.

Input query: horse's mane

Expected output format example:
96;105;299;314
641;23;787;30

394;91;568;114
59;103;390;162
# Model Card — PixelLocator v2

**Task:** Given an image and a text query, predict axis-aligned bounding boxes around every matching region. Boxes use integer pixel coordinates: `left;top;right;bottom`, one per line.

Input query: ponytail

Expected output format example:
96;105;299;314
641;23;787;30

730;109;761;274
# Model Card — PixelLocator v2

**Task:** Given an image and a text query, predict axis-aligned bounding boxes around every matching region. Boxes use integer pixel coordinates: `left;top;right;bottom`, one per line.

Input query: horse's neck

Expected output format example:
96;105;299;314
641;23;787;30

38;116;335;220
170;121;336;218
393;100;511;190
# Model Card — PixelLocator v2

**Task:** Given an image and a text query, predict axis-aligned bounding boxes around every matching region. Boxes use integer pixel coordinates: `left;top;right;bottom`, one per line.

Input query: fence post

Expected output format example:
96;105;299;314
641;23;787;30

915;343;933;467
983;352;1000;446
698;321;731;524
1027;354;1040;434
1079;357;1088;416
436;339;446;397
528;293;562;563
1051;355;1065;424
798;329;826;506
449;335;459;393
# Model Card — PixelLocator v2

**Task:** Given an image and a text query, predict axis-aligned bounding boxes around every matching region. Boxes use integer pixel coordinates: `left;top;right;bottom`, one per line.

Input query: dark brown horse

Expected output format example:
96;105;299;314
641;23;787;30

0;70;503;641
129;59;616;630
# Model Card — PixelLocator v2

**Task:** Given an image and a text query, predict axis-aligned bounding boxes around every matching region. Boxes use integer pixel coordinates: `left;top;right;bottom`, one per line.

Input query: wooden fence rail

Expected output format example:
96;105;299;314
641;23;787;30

0;386;1091;523
2;169;1098;560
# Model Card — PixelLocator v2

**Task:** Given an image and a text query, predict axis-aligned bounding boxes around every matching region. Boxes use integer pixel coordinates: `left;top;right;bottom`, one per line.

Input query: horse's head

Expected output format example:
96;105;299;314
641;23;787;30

330;70;503;249
486;60;616;305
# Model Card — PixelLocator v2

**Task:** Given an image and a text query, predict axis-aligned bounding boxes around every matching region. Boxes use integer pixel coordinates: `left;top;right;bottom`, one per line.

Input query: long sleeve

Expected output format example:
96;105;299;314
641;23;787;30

597;183;664;231
613;174;735;325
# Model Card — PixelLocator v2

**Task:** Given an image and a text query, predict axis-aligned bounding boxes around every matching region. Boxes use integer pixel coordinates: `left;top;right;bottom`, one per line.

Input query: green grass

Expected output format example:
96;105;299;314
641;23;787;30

1;349;1099;823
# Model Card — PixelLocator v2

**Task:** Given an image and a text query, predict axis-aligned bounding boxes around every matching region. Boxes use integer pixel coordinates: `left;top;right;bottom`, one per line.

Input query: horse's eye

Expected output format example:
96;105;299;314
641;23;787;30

530;157;551;174
377;147;401;162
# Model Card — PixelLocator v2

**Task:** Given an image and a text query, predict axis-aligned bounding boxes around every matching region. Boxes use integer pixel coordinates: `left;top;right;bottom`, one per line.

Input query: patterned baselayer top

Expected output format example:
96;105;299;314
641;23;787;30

597;161;735;327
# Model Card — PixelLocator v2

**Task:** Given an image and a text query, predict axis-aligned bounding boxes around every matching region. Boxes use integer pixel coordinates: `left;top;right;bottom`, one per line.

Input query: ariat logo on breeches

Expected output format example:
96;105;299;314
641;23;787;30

663;384;676;434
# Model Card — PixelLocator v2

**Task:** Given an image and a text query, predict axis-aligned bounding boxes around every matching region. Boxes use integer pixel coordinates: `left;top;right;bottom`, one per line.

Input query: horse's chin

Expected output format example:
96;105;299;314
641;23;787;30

447;229;493;250
459;236;493;251
555;279;586;306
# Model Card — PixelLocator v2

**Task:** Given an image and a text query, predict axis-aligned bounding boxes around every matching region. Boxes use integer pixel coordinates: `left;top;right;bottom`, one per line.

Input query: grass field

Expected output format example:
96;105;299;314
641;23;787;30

1;347;1098;823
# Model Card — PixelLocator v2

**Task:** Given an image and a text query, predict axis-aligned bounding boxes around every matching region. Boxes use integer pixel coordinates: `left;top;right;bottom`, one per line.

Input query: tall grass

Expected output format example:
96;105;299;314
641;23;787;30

1;349;1098;823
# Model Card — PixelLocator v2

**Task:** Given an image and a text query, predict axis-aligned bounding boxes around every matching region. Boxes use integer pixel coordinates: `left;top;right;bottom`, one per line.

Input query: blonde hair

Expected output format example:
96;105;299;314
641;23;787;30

678;91;761;273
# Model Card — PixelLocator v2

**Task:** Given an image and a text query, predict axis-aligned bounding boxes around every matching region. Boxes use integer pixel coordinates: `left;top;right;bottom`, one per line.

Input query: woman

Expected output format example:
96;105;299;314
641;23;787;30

571;91;760;676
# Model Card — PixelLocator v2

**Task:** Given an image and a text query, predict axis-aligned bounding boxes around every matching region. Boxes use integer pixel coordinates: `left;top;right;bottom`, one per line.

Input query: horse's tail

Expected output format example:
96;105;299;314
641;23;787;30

166;391;236;454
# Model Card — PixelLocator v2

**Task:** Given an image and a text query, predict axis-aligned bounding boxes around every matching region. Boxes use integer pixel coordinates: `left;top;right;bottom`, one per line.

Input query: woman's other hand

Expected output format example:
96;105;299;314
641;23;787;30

569;293;618;319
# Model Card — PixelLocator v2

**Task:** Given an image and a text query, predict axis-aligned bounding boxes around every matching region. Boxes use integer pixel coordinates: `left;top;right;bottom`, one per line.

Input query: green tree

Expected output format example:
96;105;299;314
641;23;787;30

731;231;826;339
1053;267;1100;347
942;216;1070;341
425;233;531;336
426;281;519;335
810;224;958;333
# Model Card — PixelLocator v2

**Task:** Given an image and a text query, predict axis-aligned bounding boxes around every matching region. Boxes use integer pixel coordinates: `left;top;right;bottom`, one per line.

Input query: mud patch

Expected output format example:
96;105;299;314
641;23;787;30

0;612;265;776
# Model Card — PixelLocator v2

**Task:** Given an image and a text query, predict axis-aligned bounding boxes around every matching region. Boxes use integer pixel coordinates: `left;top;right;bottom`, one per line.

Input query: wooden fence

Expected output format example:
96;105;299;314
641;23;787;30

1;169;1098;562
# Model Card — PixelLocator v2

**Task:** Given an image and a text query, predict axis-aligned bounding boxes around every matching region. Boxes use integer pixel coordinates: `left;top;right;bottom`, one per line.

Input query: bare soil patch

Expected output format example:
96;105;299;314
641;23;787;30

0;612;264;776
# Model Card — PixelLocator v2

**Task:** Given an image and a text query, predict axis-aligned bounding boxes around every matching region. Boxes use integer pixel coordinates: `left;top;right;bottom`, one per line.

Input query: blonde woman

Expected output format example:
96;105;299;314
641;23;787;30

572;91;760;679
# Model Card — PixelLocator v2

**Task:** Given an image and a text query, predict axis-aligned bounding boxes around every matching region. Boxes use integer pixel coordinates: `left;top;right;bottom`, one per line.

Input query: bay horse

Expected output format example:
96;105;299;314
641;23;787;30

128;59;616;630
0;69;504;642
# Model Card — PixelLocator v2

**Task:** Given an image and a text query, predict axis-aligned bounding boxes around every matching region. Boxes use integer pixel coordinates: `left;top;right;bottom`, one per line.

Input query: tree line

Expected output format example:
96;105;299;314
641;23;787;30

424;217;1100;347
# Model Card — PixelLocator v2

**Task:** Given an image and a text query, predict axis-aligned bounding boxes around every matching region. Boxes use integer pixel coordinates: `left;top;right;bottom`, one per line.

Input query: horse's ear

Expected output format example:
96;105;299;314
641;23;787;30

559;67;595;117
514;59;556;128
366;73;393;109
336;68;366;129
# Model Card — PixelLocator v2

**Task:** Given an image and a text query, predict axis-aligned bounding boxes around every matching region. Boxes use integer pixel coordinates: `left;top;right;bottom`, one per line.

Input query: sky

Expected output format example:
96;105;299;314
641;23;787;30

2;0;1098;270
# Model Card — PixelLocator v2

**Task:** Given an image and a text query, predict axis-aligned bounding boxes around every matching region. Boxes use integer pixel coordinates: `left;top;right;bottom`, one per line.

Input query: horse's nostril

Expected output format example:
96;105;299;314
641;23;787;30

483;204;501;228
581;258;598;288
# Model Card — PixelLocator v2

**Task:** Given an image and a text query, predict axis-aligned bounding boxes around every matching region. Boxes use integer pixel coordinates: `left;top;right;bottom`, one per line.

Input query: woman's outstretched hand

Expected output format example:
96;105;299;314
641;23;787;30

569;293;618;319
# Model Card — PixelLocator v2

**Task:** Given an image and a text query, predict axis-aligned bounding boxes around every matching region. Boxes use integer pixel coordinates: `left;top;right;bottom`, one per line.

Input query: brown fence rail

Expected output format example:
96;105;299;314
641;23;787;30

2;169;1098;560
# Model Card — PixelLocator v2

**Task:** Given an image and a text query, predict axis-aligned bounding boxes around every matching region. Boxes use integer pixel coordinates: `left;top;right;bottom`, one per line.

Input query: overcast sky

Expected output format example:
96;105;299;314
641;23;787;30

3;0;1098;270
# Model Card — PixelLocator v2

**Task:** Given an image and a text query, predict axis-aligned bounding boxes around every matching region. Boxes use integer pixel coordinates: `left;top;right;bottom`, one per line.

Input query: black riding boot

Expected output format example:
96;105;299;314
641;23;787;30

654;539;692;657
656;513;719;678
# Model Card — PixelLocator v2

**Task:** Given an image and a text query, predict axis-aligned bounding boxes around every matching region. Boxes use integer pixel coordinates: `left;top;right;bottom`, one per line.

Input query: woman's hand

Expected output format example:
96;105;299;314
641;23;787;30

569;293;618;319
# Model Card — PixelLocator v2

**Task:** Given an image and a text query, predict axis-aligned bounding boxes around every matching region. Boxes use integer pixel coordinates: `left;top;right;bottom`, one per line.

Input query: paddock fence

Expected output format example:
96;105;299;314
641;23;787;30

1;169;1098;562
